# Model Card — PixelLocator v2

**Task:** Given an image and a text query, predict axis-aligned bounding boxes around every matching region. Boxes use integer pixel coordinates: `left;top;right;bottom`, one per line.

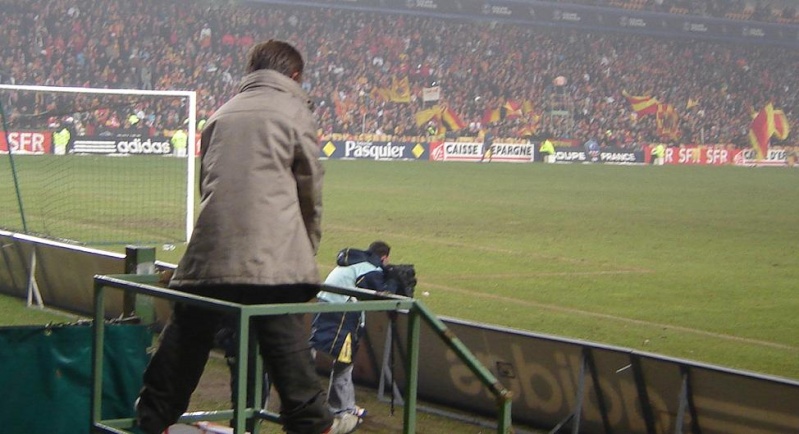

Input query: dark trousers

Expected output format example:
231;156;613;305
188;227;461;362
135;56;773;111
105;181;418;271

136;284;332;434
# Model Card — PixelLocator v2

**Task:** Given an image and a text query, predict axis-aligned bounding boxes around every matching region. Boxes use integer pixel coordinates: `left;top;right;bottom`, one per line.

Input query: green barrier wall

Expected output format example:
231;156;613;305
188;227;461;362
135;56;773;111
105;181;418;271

0;323;149;434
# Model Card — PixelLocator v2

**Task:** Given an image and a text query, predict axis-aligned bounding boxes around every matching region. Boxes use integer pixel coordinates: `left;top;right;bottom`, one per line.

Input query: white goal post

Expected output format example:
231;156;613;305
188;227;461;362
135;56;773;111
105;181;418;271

0;84;197;243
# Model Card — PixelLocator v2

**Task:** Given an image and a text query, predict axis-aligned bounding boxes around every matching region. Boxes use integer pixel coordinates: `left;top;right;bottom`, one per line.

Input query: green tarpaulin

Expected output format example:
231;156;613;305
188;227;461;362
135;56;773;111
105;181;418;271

0;323;149;433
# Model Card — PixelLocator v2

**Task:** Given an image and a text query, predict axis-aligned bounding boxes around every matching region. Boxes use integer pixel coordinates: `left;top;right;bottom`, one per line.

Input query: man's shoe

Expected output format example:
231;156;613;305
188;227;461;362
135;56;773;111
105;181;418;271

354;406;367;418
323;413;362;434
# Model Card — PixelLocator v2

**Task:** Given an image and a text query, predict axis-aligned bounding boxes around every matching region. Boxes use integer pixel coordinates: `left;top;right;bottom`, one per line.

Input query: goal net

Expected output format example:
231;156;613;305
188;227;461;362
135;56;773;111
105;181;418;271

0;84;196;245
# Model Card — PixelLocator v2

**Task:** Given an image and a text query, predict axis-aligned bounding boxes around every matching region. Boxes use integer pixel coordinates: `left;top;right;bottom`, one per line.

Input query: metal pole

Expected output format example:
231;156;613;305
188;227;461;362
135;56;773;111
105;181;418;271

91;280;107;432
26;249;44;308
362;112;367;135
232;308;251;434
0;97;28;232
403;307;421;434
123;246;155;319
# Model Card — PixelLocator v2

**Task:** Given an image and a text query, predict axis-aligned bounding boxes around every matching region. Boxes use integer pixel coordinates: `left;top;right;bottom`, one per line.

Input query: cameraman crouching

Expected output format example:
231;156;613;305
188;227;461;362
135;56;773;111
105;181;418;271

310;241;415;421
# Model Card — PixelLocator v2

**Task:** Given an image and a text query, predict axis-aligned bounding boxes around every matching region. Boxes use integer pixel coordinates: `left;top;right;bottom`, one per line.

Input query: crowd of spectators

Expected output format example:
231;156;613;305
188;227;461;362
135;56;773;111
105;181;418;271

568;0;798;24
1;0;797;149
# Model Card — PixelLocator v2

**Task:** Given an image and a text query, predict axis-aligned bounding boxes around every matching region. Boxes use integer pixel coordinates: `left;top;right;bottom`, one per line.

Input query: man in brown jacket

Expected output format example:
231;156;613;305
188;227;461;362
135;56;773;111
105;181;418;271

135;40;359;434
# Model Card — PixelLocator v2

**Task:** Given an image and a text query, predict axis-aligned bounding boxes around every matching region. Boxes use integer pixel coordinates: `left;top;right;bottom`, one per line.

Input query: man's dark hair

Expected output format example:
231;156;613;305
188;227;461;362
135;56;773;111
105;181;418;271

245;39;304;78
368;240;391;258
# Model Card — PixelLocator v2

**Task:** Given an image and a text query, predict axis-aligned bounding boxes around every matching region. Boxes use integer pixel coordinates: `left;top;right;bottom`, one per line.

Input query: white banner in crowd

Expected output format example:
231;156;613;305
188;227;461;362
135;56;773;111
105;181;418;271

422;86;441;102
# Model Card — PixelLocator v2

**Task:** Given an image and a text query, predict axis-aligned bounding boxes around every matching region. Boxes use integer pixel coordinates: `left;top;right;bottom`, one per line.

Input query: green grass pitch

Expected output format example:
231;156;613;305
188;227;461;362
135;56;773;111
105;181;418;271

315;160;799;380
1;154;188;244
3;157;798;380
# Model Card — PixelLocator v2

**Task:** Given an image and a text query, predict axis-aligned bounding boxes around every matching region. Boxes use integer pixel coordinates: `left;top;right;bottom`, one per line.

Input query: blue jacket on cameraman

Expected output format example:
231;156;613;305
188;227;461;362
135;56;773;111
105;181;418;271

311;244;396;361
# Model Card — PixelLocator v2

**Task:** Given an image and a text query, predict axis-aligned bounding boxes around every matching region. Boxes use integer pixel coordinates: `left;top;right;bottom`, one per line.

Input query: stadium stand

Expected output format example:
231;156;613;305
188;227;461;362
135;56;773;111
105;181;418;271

1;0;796;148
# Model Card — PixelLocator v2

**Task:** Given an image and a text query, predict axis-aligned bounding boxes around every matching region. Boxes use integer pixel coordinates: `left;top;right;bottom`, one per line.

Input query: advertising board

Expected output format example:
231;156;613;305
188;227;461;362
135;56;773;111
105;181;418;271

429;141;534;162
320;140;427;161
354;312;799;433
0;130;53;155
552;147;644;164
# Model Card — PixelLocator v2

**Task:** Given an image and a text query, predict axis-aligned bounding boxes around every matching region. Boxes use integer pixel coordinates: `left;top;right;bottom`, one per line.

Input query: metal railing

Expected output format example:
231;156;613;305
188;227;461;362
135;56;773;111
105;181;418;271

90;273;513;434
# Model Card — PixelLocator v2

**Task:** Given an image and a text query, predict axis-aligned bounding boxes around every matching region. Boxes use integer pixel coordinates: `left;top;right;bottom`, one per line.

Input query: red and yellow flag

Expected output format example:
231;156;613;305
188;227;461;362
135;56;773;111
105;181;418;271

749;103;790;160
522;100;535;115
517;114;541;138
440;106;466;132
481;108;501;125
389;76;411;103
656;104;680;140
413;105;466;132
414;105;441;127
501;99;523;119
623;90;660;117
374;76;411;103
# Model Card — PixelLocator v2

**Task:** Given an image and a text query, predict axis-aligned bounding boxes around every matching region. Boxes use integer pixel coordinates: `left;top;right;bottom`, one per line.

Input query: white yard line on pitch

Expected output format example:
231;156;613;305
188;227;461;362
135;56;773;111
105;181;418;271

443;270;653;279
325;224;653;271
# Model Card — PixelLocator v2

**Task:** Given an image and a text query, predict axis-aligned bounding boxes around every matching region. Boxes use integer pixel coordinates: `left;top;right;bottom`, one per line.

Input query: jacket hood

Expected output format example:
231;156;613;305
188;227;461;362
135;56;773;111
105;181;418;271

336;248;382;268
239;69;314;110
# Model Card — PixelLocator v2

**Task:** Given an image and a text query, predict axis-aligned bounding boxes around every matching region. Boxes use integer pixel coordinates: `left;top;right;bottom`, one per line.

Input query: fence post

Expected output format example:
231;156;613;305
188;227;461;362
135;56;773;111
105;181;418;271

124;246;156;321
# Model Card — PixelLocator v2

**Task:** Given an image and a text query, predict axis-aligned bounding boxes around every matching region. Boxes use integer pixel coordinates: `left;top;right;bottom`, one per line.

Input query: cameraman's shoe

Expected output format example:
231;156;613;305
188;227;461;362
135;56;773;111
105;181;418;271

323;413;361;434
